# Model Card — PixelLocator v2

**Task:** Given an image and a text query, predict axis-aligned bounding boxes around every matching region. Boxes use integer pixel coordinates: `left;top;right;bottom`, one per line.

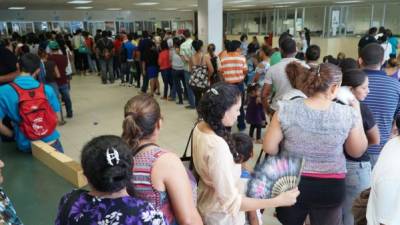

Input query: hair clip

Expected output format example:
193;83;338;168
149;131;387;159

316;65;321;77
106;147;120;166
207;88;219;96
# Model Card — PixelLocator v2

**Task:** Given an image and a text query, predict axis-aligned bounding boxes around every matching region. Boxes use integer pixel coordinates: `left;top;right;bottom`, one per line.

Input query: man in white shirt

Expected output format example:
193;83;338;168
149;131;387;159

367;116;400;225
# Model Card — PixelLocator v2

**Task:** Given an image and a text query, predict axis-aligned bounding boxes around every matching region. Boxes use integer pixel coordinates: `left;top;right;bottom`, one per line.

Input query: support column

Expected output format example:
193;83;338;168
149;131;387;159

197;0;223;53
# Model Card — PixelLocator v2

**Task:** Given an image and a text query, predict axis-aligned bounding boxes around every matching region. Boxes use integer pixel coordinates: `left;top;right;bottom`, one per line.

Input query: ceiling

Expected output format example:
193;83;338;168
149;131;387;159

0;0;393;11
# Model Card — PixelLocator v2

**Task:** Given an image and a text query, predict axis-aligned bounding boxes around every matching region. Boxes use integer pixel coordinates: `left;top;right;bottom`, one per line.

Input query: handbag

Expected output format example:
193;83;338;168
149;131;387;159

189;55;209;89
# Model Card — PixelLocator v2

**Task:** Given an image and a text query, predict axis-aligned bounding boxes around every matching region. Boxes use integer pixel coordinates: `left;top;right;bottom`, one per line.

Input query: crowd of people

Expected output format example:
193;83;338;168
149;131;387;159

0;24;399;225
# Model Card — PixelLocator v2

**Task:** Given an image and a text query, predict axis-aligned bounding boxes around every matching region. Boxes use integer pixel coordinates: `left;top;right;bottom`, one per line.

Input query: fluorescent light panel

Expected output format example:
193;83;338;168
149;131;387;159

8;7;26;10
105;8;122;10
134;2;159;5
335;0;362;3
75;6;93;9
233;4;256;7
161;8;178;10
68;0;92;4
273;1;298;4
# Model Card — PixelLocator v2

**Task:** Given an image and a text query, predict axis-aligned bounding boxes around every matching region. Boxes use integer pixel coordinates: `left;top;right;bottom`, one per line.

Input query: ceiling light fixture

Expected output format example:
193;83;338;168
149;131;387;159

161;8;178;10
273;1;298;4
178;9;193;12
67;0;92;4
233;4;256;7
335;0;362;3
227;0;253;3
105;8;122;10
75;6;93;9
134;2;159;6
8;7;26;10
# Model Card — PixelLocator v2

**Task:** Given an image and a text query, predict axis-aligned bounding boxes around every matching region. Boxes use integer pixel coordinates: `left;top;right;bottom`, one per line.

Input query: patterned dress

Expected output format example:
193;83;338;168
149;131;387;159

55;190;167;225
132;147;197;225
0;188;23;225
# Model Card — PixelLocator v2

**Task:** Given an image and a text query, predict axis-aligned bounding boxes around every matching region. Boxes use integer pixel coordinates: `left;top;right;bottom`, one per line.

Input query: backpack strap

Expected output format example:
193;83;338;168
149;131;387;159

10;83;46;101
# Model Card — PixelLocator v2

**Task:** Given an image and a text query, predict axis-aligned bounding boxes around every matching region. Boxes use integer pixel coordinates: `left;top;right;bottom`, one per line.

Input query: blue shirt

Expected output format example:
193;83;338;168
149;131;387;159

123;41;136;61
363;69;400;155
0;75;61;152
389;37;398;56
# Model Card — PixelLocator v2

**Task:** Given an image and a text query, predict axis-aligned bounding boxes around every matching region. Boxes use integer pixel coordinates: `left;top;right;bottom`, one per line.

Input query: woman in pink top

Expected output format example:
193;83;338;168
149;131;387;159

122;94;202;225
158;40;173;100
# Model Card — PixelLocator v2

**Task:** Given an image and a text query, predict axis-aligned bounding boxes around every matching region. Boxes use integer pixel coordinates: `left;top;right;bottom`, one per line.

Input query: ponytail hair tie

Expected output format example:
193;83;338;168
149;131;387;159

106;147;120;166
207;88;219;96
125;112;138;119
316;65;321;77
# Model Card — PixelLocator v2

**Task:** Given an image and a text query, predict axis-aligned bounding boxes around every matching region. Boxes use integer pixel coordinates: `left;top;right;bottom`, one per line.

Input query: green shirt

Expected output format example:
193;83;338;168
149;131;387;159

180;39;193;71
270;52;282;66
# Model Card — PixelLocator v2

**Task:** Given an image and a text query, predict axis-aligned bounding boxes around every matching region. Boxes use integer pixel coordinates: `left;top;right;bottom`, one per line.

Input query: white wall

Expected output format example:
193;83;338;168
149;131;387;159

0;10;194;22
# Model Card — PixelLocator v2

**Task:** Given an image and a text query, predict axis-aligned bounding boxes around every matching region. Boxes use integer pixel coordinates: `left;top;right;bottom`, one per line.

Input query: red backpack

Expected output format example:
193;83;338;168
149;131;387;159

10;83;58;140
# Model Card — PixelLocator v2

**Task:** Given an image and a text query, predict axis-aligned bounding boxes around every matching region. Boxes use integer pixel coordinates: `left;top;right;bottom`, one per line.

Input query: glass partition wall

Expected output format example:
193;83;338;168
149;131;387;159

225;2;400;37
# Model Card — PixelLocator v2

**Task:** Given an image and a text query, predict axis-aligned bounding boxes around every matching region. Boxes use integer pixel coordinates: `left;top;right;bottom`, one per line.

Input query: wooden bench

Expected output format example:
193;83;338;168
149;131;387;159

31;141;87;188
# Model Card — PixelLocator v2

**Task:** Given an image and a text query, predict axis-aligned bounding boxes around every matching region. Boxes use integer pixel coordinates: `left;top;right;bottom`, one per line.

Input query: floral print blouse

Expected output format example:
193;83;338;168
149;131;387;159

55;190;168;225
0;188;23;225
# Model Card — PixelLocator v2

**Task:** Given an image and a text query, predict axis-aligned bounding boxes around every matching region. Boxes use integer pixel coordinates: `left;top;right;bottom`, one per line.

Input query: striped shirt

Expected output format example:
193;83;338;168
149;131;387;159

362;69;400;155
219;52;248;84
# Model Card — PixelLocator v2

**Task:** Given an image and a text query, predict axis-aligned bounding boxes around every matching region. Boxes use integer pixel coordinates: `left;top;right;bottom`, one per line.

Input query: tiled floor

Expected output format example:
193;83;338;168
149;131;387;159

58;74;281;225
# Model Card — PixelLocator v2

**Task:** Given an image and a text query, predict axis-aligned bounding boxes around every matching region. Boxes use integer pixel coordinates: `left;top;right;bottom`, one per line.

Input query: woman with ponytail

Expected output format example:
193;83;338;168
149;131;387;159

263;63;368;225
193;82;299;225
122;94;202;225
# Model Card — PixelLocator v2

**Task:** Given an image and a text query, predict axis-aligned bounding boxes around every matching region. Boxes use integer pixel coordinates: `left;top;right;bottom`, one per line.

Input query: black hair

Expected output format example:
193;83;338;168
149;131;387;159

19;53;41;74
240;34;248;42
81;135;133;193
259;45;273;57
101;31;108;38
323;55;339;65
197;83;242;163
247;83;259;95
160;40;169;50
387;58;398;68
386;29;393;37
173;37;182;48
224;40;231;50
306;45;320;61
339;58;358;73
396;115;400;134
183;29;191;38
280;38;296;56
295;52;305;61
232;133;253;163
192;39;203;52
207;43;216;57
278;32;293;48
368;27;377;36
361;43;384;66
342;69;367;88
227;40;241;52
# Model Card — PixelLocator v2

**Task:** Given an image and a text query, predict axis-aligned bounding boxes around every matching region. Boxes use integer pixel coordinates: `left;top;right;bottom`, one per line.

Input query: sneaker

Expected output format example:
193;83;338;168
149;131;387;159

161;96;167;100
177;101;184;105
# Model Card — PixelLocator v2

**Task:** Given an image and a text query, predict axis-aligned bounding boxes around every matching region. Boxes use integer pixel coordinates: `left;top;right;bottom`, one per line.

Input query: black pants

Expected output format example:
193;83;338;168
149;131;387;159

74;50;88;71
191;86;206;107
134;60;141;87
249;124;262;139
276;177;345;225
172;69;186;104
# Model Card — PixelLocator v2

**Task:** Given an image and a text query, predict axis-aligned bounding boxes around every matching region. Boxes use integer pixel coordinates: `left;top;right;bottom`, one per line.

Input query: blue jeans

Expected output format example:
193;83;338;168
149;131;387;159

160;69;174;98
50;139;64;153
121;61;135;84
58;84;73;117
172;69;186;103
369;154;379;169
184;70;195;107
342;160;371;225
234;82;246;131
100;58;114;83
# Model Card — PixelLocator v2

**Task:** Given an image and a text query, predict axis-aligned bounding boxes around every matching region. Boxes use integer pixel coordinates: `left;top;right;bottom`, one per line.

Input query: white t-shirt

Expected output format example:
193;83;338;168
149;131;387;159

367;137;400;225
264;57;308;110
381;42;393;62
